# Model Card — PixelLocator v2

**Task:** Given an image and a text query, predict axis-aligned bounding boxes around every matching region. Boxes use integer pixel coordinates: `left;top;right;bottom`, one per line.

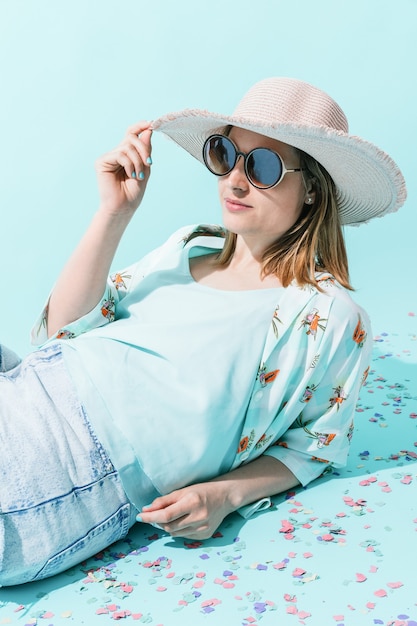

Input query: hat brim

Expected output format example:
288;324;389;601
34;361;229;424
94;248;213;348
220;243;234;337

152;109;407;226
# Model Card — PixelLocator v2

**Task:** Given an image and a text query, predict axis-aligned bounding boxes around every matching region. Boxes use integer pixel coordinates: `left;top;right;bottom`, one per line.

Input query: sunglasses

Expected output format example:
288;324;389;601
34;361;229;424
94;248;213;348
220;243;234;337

202;134;304;189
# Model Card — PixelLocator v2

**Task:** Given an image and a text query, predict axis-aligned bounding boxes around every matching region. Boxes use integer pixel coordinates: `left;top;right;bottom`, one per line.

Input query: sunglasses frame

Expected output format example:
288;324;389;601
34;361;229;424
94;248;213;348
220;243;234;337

203;134;304;189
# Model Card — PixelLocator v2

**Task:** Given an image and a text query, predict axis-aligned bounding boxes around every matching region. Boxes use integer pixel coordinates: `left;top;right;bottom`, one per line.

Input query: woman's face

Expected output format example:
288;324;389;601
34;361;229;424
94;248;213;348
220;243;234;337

217;127;313;251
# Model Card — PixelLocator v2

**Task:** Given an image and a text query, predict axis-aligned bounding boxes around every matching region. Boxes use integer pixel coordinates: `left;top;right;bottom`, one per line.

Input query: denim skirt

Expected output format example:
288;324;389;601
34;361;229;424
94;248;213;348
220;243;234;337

0;343;134;586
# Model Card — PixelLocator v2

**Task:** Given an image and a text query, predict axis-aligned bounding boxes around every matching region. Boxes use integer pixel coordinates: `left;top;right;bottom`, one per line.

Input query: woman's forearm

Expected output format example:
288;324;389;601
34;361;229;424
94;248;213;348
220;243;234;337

211;455;300;511
47;209;132;337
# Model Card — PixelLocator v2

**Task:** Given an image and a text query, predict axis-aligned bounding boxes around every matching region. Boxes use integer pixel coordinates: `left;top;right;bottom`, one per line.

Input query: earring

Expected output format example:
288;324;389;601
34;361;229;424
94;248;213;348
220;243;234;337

306;196;313;204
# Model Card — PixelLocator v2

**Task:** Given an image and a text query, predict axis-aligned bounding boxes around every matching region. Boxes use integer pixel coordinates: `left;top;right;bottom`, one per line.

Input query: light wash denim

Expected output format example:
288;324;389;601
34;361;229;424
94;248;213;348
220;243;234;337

0;343;134;586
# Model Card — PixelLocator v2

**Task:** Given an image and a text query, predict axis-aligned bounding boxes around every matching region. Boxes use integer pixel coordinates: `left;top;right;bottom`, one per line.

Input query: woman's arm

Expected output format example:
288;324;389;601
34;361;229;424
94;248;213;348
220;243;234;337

47;122;153;337
136;455;299;539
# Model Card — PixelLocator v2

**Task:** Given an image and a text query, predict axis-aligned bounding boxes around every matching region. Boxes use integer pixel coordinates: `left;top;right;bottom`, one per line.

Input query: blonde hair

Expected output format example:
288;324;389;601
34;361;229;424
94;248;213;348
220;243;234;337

185;141;353;291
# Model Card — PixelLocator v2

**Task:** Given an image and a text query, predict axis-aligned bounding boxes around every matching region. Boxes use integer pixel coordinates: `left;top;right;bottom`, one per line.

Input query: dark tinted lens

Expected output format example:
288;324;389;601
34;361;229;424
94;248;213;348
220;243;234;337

204;136;236;175
247;148;282;188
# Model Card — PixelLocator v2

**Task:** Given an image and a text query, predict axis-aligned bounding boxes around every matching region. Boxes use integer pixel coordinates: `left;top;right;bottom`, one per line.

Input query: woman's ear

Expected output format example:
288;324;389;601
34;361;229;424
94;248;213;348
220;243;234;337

304;177;317;205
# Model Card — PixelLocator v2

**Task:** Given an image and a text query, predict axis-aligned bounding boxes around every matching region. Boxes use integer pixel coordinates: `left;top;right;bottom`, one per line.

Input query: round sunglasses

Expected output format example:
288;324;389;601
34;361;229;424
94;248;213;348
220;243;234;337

202;134;304;189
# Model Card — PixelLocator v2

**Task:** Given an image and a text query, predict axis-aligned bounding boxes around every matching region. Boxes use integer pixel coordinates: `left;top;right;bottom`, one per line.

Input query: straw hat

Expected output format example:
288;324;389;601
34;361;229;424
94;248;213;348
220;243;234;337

152;77;407;225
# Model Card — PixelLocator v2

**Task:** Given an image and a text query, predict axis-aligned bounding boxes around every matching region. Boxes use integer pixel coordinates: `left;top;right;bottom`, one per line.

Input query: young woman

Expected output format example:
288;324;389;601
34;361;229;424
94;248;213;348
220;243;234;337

0;77;406;586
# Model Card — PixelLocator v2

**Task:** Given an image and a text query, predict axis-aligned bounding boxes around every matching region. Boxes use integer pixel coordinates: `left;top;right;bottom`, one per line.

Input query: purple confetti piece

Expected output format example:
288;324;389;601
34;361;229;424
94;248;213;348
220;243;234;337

256;564;268;571
254;602;266;613
223;570;233;576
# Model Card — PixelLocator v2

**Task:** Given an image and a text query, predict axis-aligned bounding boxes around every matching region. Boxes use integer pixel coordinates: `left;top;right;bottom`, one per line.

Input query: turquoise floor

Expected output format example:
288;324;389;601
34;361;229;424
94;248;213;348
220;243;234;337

1;324;416;626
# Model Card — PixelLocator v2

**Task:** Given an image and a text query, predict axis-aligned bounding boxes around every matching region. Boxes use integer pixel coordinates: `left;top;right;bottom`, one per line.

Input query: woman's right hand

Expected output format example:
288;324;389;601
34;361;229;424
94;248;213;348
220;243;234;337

95;121;153;217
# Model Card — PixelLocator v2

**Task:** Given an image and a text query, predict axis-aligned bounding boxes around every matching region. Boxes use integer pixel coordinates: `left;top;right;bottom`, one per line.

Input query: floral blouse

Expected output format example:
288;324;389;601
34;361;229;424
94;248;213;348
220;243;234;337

32;225;372;517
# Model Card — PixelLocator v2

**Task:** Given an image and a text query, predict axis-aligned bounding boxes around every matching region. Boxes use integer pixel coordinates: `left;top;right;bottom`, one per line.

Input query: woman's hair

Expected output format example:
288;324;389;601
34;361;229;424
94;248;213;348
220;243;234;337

185;130;353;291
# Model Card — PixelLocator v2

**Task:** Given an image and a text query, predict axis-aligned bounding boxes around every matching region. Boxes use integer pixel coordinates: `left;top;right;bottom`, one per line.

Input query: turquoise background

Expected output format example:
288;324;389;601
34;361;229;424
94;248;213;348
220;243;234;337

0;0;415;356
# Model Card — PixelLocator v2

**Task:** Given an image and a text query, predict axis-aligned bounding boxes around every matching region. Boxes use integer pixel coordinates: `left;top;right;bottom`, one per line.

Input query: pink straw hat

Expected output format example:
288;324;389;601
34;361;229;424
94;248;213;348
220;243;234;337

152;77;407;225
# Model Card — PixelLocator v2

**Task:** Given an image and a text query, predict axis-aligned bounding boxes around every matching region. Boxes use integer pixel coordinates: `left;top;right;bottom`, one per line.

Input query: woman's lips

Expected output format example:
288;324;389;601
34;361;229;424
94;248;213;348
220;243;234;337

224;198;252;212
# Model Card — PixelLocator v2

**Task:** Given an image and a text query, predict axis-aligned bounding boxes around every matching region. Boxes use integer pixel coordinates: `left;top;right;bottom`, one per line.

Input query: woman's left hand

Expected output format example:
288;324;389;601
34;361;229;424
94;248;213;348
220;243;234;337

137;482;234;540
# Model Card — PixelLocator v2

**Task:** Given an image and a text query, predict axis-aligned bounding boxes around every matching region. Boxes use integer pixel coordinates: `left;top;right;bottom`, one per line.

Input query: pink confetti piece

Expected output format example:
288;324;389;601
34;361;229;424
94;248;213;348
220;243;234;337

303;552;314;558
201;598;221;607
321;534;334;541
298;610;312;619
366;602;376;609
274;561;287;570
112;610;132;620
400;475;413;484
292;568;306;577
286;605;298;615
288;552;297;558
284;594;297;602
333;615;345;622
387;581;403;589
156;586;167;592
222;581;235;589
374;588;388;598
279;520;295;533
356;573;367;582
14;605;25;612
41;612;55;619
96;608;110;615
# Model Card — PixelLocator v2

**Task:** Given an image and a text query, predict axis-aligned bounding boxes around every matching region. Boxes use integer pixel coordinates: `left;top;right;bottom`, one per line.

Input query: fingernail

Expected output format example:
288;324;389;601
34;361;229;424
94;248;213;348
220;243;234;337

131;171;137;179
139;171;145;180
136;514;143;522
146;156;152;165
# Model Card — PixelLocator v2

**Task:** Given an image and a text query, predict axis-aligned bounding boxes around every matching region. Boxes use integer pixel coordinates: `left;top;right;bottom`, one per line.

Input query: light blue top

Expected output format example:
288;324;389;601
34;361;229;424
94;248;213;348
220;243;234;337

32;225;373;516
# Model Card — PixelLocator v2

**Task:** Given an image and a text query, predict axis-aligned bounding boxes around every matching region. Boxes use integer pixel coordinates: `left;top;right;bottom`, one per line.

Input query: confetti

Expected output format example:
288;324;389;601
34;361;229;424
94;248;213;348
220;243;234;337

1;329;416;626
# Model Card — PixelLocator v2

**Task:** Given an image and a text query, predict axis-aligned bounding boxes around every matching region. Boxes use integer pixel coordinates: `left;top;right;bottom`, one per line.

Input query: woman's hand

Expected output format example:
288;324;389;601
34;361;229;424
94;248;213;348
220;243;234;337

136;457;299;540
95;121;153;216
137;482;235;540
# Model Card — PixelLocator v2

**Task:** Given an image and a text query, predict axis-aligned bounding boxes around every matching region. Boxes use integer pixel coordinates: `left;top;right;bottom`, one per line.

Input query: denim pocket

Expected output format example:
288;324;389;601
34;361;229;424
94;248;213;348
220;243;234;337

32;503;130;581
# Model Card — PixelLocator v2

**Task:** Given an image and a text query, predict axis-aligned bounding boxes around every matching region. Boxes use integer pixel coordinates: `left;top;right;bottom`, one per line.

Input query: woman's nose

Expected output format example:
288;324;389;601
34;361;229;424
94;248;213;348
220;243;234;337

227;155;248;189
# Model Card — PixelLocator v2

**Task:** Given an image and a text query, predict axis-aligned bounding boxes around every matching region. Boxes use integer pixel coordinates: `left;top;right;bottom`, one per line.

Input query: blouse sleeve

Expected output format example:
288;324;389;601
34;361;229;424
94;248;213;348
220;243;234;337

30;261;139;346
30;225;197;347
263;300;373;487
